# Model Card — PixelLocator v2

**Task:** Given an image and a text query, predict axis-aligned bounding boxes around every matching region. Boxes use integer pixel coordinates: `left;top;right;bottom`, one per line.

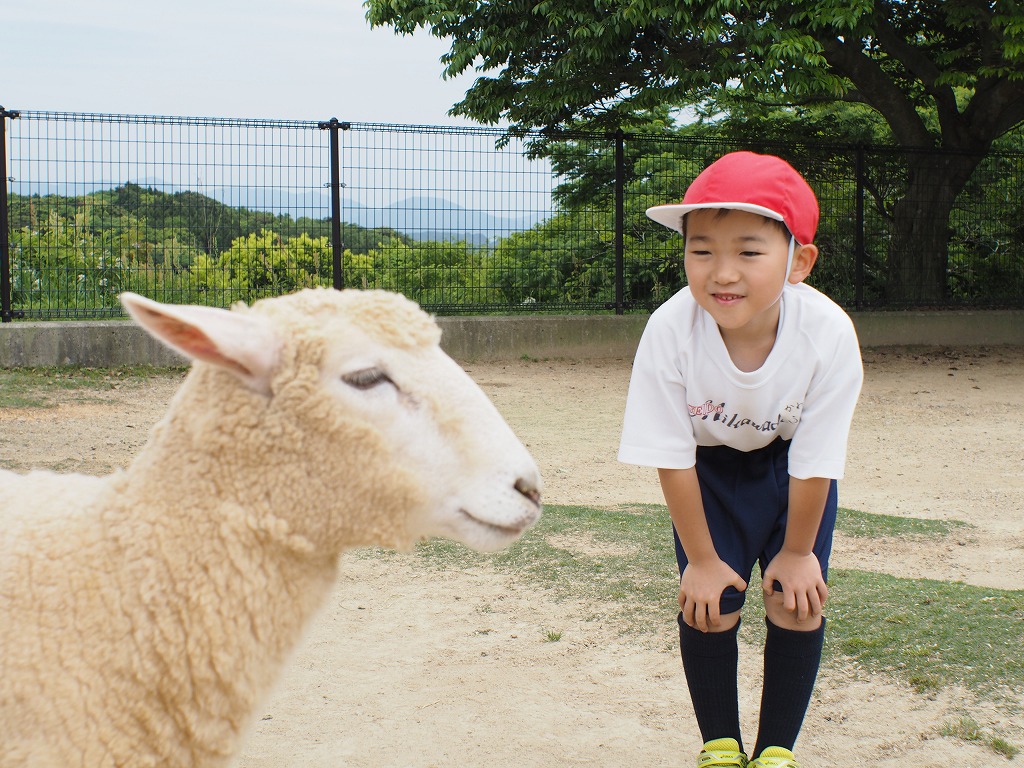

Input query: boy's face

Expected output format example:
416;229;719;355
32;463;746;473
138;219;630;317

683;208;794;339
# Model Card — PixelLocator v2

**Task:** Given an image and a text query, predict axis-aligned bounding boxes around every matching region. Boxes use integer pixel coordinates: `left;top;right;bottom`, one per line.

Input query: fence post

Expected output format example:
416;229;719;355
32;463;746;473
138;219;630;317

614;129;625;315
318;117;350;290
0;106;21;323
854;145;866;310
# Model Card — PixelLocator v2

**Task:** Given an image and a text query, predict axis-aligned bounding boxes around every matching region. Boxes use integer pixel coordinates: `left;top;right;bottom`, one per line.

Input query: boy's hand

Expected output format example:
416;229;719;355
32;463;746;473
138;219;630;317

679;558;747;632
762;549;828;624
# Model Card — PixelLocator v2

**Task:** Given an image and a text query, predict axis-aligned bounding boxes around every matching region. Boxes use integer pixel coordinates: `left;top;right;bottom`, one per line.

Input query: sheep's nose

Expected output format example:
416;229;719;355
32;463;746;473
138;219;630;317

515;477;541;508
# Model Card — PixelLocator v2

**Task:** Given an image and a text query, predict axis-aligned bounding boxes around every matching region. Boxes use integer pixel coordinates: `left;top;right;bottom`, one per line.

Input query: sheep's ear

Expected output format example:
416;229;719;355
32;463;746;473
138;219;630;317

120;292;280;395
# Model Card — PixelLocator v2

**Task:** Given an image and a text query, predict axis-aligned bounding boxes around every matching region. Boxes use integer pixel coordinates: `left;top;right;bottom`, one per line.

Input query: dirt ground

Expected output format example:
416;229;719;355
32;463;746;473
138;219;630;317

1;346;1022;766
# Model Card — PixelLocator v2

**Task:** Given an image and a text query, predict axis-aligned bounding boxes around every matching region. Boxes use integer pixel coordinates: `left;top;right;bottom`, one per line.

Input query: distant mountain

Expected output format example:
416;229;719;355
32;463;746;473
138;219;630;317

341;195;542;243
13;180;546;244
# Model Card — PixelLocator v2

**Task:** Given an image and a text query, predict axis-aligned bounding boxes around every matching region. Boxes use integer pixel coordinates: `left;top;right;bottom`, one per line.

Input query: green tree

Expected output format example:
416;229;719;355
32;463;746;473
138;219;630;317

218;229;332;301
367;0;1024;303
353;237;494;307
493;213;615;305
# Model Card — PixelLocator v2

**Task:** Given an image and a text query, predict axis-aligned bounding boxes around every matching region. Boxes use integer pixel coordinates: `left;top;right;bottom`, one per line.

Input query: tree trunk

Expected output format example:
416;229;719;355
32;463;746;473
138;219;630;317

886;151;984;306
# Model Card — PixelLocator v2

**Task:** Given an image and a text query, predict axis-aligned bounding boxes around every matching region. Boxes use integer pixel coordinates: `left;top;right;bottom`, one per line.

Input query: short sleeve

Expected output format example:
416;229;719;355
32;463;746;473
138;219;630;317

618;314;698;469
787;320;863;479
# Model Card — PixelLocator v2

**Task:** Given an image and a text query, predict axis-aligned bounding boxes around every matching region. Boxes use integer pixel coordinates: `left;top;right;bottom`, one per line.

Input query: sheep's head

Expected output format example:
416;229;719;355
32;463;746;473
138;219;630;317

120;288;542;554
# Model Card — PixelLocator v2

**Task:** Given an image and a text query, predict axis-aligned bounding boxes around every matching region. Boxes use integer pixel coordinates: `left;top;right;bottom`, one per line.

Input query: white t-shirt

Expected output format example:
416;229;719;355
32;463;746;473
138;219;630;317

618;282;863;479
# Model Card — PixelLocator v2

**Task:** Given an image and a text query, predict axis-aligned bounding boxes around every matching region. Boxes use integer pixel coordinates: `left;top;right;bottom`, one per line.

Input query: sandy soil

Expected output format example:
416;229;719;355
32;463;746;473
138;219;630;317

1;346;1021;766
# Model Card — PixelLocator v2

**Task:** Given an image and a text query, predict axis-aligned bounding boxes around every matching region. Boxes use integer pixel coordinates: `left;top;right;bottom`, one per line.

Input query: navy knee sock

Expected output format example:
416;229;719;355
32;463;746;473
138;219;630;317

752;617;825;758
678;612;743;752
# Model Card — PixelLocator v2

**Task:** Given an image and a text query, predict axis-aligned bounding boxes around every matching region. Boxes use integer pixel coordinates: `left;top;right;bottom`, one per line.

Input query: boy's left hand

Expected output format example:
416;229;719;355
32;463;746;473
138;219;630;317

762;549;828;624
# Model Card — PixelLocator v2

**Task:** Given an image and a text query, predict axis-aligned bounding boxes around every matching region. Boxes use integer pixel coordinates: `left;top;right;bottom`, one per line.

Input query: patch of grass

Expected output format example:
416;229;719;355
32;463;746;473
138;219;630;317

908;672;942;693
941;715;985;741
827;568;1024;699
836;507;971;539
410;503;679;632
400;503;1024;708
543;630;563;642
0;366;184;409
993;738;1020;759
941;716;1019;758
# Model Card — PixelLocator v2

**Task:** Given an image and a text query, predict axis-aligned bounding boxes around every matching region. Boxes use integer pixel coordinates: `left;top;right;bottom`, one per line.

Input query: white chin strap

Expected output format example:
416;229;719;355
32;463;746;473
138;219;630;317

776;236;797;305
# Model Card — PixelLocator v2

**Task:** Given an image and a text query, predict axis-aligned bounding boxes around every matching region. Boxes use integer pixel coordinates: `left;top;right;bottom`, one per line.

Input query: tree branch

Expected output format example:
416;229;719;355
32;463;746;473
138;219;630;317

818;35;933;147
965;78;1024;139
870;10;965;144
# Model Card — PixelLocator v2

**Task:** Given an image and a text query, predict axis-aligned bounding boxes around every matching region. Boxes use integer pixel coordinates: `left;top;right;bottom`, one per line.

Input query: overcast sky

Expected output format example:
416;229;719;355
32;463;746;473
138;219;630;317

2;0;480;125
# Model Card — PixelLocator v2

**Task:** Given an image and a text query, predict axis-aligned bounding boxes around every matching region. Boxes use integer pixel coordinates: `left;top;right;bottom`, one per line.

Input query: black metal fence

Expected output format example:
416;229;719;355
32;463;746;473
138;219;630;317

2;107;1022;321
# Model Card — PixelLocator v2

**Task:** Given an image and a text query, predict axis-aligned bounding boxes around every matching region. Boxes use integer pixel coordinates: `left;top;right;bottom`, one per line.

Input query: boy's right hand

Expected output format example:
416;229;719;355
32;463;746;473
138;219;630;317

678;558;747;632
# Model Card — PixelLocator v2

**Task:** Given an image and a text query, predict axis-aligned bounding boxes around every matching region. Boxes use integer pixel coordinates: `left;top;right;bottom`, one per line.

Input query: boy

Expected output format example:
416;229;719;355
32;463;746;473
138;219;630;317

618;152;862;768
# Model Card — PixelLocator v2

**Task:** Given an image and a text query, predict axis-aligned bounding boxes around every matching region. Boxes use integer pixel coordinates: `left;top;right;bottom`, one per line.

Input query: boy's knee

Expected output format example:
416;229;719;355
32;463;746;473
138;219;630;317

763;591;823;631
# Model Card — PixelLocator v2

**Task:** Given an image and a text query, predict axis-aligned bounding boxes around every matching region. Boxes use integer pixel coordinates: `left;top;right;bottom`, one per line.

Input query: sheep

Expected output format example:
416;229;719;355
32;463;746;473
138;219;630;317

0;287;542;768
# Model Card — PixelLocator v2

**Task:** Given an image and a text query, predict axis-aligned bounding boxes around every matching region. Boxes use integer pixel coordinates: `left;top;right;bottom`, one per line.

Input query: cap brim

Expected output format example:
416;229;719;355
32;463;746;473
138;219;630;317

646;202;786;234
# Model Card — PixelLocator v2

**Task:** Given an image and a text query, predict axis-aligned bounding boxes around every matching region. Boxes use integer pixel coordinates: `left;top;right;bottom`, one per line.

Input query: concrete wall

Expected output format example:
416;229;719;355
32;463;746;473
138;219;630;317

1;310;1021;367
846;309;1024;348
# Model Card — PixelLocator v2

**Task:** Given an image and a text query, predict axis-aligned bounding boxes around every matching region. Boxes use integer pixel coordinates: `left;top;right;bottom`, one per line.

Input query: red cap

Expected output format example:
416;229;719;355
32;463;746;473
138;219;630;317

646;151;819;245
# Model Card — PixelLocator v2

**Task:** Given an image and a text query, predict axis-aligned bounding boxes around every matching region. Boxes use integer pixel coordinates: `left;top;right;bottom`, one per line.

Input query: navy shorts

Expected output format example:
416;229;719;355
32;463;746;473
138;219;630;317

672;437;838;615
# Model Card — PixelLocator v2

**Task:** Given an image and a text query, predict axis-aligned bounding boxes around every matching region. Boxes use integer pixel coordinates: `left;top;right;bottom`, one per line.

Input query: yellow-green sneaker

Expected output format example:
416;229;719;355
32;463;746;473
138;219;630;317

697;738;748;767
749;746;799;768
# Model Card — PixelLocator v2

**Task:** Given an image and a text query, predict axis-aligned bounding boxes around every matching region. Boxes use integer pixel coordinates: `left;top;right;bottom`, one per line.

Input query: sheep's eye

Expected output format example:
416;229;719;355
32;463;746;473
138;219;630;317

341;367;393;390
